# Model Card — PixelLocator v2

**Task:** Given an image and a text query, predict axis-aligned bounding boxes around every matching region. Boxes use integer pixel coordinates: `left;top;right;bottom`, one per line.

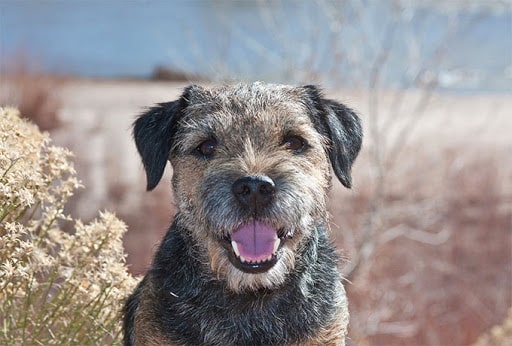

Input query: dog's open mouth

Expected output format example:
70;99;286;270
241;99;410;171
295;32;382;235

222;221;286;274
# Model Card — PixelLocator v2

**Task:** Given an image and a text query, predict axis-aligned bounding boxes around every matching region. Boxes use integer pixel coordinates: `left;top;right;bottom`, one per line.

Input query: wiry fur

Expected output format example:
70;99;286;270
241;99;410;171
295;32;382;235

124;82;362;345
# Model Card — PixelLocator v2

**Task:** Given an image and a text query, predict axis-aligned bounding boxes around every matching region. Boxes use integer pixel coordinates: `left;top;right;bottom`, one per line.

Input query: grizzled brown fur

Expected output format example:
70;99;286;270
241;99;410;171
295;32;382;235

124;82;362;346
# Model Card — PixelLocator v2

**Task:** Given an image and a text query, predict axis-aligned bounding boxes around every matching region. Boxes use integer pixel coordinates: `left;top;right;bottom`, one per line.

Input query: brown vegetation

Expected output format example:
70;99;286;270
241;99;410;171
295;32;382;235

0;57;63;131
333;144;511;345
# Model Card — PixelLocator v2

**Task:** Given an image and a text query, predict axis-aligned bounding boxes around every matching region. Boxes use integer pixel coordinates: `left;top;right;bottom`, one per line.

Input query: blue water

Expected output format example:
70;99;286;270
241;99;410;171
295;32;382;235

1;0;510;92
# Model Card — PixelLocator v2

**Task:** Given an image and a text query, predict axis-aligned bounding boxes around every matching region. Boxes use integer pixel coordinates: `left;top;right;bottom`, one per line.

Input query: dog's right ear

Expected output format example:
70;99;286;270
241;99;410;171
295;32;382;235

133;87;197;191
133;101;183;191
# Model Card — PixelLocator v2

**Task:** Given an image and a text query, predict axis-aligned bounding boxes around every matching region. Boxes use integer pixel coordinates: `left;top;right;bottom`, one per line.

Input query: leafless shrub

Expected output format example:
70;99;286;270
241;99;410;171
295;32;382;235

119;180;174;275
330;142;511;346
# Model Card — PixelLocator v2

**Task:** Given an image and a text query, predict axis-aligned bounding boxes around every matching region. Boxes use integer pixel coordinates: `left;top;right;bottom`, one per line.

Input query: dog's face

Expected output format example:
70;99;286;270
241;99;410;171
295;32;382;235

134;83;362;292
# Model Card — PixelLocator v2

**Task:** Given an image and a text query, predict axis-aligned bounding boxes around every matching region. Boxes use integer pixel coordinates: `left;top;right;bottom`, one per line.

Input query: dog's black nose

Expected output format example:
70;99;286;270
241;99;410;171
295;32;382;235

232;175;275;208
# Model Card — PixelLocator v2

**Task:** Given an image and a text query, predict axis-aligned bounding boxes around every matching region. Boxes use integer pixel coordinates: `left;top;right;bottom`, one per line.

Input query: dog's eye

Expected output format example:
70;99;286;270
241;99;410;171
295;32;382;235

196;139;217;157
283;135;306;154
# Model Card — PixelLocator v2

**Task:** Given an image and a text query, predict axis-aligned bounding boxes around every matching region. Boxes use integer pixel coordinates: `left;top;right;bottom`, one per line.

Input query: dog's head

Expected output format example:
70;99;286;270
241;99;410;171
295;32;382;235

134;82;362;292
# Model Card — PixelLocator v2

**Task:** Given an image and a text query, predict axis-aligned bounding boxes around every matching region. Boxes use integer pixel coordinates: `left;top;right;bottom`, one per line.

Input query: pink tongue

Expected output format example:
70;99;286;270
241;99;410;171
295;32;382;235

231;221;277;262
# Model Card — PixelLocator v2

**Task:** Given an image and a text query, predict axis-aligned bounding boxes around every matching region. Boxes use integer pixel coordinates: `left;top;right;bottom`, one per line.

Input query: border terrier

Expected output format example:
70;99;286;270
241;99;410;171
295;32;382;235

124;82;362;346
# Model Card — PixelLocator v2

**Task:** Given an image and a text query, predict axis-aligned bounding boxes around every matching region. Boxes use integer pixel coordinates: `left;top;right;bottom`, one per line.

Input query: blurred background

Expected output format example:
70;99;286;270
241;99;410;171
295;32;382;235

1;1;511;345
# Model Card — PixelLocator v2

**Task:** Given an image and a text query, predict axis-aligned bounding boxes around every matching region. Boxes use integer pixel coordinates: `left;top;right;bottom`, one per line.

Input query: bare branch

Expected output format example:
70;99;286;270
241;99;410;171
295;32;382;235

379;225;451;246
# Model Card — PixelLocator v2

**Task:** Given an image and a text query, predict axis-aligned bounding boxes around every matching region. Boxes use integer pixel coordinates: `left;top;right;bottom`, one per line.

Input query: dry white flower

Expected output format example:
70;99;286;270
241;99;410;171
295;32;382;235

0;107;137;345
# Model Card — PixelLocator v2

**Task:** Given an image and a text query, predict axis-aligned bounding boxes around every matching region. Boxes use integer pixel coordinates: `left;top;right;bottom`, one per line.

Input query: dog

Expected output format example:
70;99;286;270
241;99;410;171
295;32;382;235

123;82;362;346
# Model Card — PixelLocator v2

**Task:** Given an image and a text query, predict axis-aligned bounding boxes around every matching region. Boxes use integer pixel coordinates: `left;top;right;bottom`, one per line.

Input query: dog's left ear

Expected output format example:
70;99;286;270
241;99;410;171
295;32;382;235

302;85;363;188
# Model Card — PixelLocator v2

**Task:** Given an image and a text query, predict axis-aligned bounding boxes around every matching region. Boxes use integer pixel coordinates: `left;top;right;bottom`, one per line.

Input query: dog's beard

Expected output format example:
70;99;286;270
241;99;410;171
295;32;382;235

199;199;318;293
176;195;318;292
208;237;294;293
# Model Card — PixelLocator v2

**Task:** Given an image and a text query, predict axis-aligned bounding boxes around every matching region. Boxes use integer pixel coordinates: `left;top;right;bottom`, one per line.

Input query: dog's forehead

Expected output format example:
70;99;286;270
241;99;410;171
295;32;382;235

187;82;305;105
181;83;315;134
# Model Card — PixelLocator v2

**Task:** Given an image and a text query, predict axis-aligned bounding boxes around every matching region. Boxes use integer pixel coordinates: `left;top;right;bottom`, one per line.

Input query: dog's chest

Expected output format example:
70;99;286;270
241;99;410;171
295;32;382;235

157;282;333;346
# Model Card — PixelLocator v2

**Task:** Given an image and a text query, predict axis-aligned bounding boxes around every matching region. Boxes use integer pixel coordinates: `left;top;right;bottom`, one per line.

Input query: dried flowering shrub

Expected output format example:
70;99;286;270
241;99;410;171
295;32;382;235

0;107;137;345
472;307;512;346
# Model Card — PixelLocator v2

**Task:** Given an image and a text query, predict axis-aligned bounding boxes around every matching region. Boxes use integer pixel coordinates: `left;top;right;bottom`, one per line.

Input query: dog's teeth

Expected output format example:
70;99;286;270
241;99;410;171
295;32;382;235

273;239;281;254
237;253;275;264
231;241;240;257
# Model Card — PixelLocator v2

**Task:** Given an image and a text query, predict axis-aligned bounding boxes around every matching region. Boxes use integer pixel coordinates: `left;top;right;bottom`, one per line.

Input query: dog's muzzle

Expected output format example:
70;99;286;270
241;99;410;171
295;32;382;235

220;175;288;273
